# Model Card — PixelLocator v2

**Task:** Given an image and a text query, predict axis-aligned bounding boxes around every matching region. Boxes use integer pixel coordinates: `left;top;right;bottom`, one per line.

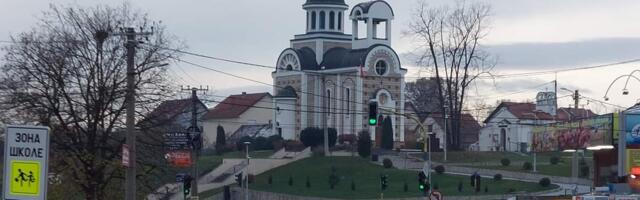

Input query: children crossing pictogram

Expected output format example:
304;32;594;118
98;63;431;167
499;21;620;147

9;161;41;196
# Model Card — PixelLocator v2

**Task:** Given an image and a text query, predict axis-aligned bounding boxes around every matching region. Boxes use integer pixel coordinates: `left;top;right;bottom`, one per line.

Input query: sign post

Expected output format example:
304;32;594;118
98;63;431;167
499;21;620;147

3;125;50;200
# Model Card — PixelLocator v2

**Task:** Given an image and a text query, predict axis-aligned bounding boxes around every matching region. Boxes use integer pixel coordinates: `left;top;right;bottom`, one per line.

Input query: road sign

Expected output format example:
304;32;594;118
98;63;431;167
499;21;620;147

3;125;50;200
122;144;130;167
164;132;191;150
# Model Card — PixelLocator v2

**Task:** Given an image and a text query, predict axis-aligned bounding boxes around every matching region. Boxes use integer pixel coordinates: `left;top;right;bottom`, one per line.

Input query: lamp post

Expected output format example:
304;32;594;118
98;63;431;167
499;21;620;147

603;74;640;101
244;141;251;200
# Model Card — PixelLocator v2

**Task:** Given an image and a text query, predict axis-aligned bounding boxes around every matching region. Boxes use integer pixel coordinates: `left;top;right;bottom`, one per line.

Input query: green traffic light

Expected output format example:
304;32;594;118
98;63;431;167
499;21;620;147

368;118;377;125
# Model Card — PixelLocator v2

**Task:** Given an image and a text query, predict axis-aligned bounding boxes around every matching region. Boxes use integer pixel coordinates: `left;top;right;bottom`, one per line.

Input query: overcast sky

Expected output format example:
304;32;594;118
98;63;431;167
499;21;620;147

2;0;640;115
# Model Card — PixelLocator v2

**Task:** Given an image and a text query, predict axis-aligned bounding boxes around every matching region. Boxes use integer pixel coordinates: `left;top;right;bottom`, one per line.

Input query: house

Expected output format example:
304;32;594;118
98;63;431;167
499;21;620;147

202;92;273;148
272;0;407;146
421;113;481;151
138;98;208;132
478;92;594;152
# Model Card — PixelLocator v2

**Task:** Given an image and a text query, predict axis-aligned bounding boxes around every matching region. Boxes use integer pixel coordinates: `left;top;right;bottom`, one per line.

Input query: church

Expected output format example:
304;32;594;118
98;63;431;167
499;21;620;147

271;0;407;146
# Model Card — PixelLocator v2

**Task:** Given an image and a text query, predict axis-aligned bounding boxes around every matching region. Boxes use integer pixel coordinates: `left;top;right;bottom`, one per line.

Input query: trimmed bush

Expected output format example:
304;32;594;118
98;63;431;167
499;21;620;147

268;135;284;150
550;156;560;165
288;176;293;186
500;158;511;166
351;181;356;191
306;176;311;188
383;158;393;169
404;182;409;192
522;162;533;170
493;174;502;181
329;173;339;189
299;127;338;148
357;131;372;158
268;175;272;185
435;165;445;174
539;177;551;187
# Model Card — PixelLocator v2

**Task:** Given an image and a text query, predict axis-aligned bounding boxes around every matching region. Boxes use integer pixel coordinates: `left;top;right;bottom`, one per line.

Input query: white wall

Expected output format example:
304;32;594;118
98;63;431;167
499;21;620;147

274;97;297;140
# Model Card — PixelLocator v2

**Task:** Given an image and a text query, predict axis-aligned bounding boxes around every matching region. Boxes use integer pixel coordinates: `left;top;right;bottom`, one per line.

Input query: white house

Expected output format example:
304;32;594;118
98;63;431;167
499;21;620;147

202;92;273;148
478;92;594;152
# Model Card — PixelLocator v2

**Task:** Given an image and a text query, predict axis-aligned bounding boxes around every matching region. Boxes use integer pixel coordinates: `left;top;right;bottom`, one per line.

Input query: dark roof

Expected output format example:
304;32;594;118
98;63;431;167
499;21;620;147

203;92;271;120
428;113;480;146
304;0;347;6
275;86;297;98
297;47;318;70
484;102;595;123
139;98;207;129
352;0;395;16
227;124;273;142
321;47;369;69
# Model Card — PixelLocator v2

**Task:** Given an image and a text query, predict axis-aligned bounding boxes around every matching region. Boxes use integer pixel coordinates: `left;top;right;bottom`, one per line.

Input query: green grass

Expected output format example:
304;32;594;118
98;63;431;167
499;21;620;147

471;156;592;178
199;187;225;198
250;156;555;199
419;151;571;164
196;150;275;177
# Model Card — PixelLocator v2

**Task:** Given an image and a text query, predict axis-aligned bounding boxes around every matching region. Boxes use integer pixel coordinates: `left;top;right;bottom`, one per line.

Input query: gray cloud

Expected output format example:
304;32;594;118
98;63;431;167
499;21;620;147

486;38;640;70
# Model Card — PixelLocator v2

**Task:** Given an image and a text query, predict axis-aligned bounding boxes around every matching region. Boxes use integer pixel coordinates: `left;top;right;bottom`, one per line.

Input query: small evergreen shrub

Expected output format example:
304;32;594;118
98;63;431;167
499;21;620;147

383;158;393;169
522;162;533;170
550;156;560;165
500;158;511;166
539;177;551;187
435;165;445;174
493;174;502;181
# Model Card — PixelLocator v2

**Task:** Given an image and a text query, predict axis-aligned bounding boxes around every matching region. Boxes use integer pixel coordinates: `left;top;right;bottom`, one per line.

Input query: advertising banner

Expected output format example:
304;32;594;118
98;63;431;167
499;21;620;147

532;114;613;152
625;114;640;144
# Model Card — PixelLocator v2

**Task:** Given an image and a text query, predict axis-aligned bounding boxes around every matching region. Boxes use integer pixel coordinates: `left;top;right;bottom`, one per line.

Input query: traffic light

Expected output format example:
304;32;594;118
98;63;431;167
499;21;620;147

368;101;378;125
380;174;388;191
418;172;427;191
183;175;192;196
235;172;243;187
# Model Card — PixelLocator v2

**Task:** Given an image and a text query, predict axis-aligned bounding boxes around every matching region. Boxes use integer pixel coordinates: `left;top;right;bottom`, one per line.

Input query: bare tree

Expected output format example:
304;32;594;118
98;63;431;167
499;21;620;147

406;1;495;150
406;77;442;117
0;4;183;199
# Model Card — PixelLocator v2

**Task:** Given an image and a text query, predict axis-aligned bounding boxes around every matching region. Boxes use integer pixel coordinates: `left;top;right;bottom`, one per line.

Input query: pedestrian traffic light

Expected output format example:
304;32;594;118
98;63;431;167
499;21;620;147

368;101;378;125
183;175;192;196
380;174;388;190
418;171;427;191
235;172;243;187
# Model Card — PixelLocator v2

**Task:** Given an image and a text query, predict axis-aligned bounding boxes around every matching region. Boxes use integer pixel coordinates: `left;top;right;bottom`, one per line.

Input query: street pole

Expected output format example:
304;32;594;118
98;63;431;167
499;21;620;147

321;70;329;156
124;27;138;200
443;106;448;162
244;142;251;200
183;86;207;199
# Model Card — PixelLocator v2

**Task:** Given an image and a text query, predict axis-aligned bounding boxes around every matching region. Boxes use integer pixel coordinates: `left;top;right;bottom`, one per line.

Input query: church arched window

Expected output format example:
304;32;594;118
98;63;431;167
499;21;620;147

329;11;335;29
286;65;293;71
311;12;316;30
327;89;331;116
320;11;326;29
345;88;350;114
375;60;388;75
338;12;342;30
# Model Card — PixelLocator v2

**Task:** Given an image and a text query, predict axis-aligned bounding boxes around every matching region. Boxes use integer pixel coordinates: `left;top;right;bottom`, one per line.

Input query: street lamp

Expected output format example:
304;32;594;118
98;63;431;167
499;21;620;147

244;141;251;200
603;73;640;101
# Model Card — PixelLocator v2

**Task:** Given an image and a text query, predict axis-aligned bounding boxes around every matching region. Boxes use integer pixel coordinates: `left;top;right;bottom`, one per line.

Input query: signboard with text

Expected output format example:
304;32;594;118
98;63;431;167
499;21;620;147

532;114;613;152
164;132;191;150
3;125;50;200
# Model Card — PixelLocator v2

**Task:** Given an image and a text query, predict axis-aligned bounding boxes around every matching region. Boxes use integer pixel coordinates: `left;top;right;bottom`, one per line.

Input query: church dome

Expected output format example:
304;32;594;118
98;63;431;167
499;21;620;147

304;0;347;6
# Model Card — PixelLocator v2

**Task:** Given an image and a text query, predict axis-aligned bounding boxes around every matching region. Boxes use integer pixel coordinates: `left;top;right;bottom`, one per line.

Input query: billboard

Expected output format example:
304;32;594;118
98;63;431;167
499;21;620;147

532;114;613;152
625;114;640;144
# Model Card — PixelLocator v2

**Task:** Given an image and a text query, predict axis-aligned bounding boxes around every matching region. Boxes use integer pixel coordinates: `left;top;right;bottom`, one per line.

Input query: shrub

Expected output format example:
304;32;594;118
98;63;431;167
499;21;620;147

550;156;560;165
493;174;502;181
539;177;551;187
338;134;357;144
300;127;321;147
329;173;339;189
580;164;590;178
351;181;356;191
404;182;409;192
383;158;393;169
236;136;253;151
268;175;272;185
507;188;516;193
500;158;511;166
306;176;311;188
288;176;293;186
435;165;445;174
253;136;270;150
268;135;284;150
357;131;372;158
522;162;533;170
457;181;463;192
484;186;488;193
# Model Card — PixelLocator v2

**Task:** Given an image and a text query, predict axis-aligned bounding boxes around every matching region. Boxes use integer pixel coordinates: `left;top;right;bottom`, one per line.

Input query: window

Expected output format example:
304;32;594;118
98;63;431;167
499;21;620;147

329;11;335;29
375;60;388;75
338;12;342;30
427;125;433;133
345;88;350;114
311;12;316;29
319;11;326;29
327;89;331;116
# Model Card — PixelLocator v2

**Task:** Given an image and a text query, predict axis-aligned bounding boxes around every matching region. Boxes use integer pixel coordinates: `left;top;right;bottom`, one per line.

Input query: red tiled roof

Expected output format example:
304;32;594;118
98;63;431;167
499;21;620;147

203;92;271;120
484;102;595;123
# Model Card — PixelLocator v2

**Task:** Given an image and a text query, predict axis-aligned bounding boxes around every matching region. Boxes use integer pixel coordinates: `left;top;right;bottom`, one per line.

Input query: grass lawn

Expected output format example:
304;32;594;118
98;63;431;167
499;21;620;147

197;150;275;176
199;187;225;198
418;151;573;164
250;156;556;199
470;155;592;178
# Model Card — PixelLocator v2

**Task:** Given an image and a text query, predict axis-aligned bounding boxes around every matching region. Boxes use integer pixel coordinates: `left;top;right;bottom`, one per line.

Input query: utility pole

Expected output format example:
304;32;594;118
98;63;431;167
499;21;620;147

571;89;579;193
443;105;448;162
183;86;208;199
321;68;329;156
114;27;152;200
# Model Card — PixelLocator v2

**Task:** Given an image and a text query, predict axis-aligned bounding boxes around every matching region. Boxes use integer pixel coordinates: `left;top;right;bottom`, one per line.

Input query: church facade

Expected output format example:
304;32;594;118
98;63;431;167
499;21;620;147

272;0;407;145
